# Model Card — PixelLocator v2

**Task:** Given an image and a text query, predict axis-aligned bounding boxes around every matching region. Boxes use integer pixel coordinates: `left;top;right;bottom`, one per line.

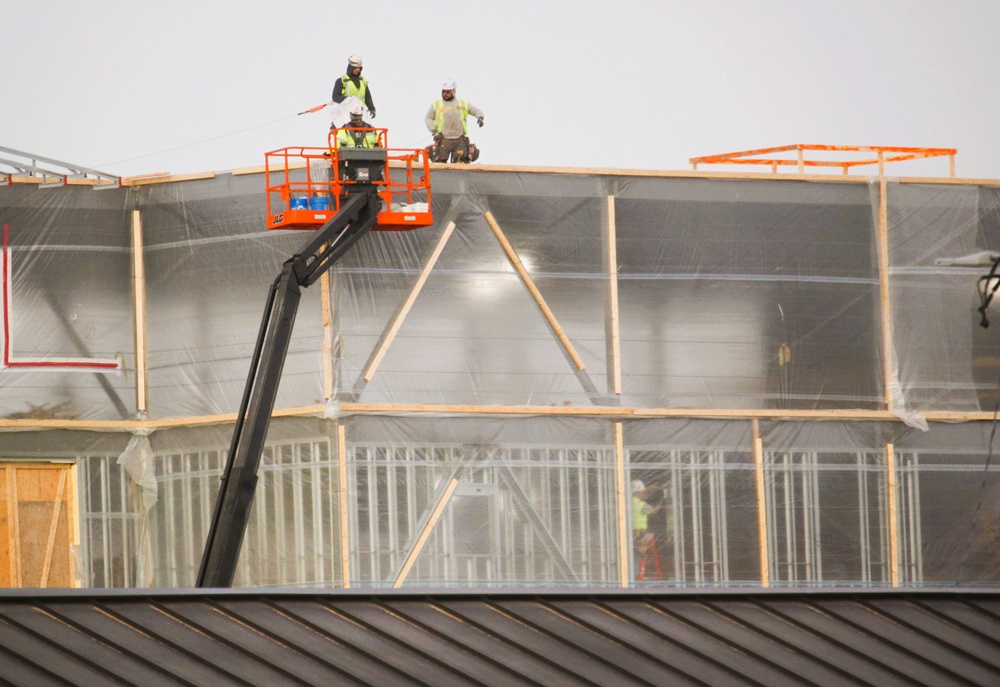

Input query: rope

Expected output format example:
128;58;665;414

95;113;298;169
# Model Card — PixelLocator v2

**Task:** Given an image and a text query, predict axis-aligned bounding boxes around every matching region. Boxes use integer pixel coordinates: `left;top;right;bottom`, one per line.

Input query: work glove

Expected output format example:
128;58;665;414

370;109;376;119
433;132;444;142
477;116;484;127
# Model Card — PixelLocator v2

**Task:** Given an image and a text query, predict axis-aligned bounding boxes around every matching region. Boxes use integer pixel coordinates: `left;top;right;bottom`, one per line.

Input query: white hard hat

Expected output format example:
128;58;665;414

442;78;457;91
349;103;365;116
631;480;645;493
348;54;363;67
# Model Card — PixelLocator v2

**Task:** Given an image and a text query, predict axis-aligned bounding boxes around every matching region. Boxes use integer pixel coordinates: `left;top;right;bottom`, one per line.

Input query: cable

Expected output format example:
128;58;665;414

954;369;1000;585
95;113;298;169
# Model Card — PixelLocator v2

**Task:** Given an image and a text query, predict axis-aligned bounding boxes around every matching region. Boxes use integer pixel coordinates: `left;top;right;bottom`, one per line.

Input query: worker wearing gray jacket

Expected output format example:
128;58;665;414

424;78;484;163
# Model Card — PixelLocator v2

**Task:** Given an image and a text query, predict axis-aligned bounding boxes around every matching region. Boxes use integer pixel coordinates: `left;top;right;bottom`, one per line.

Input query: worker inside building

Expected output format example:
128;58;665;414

631;479;672;580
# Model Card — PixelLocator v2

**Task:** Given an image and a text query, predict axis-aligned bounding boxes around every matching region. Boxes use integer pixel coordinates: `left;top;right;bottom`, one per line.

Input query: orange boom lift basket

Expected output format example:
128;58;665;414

265;127;433;231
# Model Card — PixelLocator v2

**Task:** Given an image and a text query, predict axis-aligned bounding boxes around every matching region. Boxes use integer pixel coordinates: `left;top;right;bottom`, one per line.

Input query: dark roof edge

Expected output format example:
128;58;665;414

2;586;998;602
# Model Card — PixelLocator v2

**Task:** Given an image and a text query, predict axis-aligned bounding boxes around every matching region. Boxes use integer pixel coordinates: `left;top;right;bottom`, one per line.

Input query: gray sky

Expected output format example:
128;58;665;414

3;0;998;179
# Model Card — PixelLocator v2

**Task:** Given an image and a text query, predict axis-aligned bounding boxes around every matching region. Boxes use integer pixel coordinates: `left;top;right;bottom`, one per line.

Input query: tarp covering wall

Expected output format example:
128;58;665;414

1;168;999;589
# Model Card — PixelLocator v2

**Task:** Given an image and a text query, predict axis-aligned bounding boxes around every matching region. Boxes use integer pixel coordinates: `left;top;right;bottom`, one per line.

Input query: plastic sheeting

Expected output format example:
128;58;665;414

1;170;888;418
2;169;1000;589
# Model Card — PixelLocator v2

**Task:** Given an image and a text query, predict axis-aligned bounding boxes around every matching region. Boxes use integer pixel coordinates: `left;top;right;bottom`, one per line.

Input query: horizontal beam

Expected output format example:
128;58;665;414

5;402;1000;430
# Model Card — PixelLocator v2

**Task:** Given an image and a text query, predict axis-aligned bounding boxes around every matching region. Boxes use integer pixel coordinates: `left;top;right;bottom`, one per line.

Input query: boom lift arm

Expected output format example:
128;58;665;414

196;190;381;588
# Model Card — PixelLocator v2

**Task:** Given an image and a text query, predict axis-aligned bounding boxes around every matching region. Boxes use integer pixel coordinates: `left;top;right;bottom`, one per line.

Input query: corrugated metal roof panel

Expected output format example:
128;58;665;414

0;589;998;687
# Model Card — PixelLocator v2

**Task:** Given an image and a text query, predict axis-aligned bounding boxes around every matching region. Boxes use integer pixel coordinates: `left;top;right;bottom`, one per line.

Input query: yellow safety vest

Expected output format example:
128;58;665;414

336;127;379;149
433;99;470;136
632;496;648;531
340;75;369;102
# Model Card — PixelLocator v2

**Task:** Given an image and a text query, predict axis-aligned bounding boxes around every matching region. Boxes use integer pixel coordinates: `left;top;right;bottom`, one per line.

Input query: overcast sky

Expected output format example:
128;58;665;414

3;0;998;179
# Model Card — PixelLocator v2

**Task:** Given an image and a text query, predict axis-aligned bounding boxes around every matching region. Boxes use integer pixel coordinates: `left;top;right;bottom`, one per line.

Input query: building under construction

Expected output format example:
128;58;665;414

2;144;1000;684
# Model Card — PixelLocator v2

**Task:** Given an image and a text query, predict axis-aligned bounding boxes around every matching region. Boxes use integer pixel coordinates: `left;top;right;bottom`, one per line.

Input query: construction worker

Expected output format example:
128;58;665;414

331;54;376;119
631;480;663;574
424;78;484;163
331;103;383;187
334;103;380;148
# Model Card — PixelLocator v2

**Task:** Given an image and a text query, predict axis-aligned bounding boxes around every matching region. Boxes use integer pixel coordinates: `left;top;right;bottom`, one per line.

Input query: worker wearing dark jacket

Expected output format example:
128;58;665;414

331;54;376;118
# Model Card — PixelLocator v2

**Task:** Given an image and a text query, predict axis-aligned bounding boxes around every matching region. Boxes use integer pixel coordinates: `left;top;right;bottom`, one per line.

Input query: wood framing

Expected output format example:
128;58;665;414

392;477;459;588
0;463;77;588
605;195;622;396
131;210;148;412
886;442;900;587
752;419;770;588
613;422;629;587
483;211;586;370
337;424;350;588
877;177;895;411
321;271;334;401
358;220;456;386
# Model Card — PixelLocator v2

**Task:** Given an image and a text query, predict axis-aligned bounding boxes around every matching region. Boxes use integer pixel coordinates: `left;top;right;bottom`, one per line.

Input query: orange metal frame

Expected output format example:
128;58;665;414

265;127;433;231
689;144;957;176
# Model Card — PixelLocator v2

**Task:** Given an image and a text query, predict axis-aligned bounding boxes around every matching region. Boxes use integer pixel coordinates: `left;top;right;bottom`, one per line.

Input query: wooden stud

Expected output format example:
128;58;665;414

338;424;350;588
7;468;21;586
68;463;80;587
605;196;622;396
393;477;459;588
131;210;148;412
362;221;456;383
484;211;586;370
614;422;630;587
886;442;900;587
878;177;895;411
321;271;334;401
753;419;770;587
38;470;66;587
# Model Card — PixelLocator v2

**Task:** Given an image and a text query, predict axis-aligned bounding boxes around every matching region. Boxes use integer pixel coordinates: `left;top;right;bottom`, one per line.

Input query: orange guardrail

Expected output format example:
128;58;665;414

265;128;432;231
690;144;957;176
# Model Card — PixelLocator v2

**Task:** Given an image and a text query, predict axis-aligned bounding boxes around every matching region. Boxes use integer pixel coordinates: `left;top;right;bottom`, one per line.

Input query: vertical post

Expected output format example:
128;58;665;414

6;468;21;586
797;146;804;174
949;154;956;178
877;150;885;177
338;423;351;588
131;210;148;412
886;442;900;587
614;421;630;587
604;196;622;397
752;419;770;587
321;272;334;401
68;463;80;587
878;177;895;410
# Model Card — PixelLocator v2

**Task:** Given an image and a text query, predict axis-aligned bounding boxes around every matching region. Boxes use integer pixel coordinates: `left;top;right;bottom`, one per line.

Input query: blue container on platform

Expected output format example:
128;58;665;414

289;197;308;210
309;196;330;211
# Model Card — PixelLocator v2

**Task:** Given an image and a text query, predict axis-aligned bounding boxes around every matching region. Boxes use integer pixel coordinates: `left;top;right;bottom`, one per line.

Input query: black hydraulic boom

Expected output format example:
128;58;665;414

196;189;381;587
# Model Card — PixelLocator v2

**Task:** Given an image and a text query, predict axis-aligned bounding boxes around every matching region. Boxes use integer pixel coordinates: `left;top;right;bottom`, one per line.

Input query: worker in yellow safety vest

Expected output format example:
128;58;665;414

631;480;666;572
334;103;381;149
331;54;376;119
424;78;484;163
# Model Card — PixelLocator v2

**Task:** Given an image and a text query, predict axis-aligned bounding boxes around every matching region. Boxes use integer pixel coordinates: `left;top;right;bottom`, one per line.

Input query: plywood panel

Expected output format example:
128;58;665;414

0;464;75;588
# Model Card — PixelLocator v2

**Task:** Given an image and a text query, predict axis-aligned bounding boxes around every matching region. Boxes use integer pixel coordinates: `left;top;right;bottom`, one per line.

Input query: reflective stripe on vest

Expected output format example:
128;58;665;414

433;99;469;136
341;75;369;102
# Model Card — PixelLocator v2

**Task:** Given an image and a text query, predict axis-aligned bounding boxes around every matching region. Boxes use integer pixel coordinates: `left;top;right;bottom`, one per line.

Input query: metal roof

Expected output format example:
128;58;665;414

1;588;999;686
